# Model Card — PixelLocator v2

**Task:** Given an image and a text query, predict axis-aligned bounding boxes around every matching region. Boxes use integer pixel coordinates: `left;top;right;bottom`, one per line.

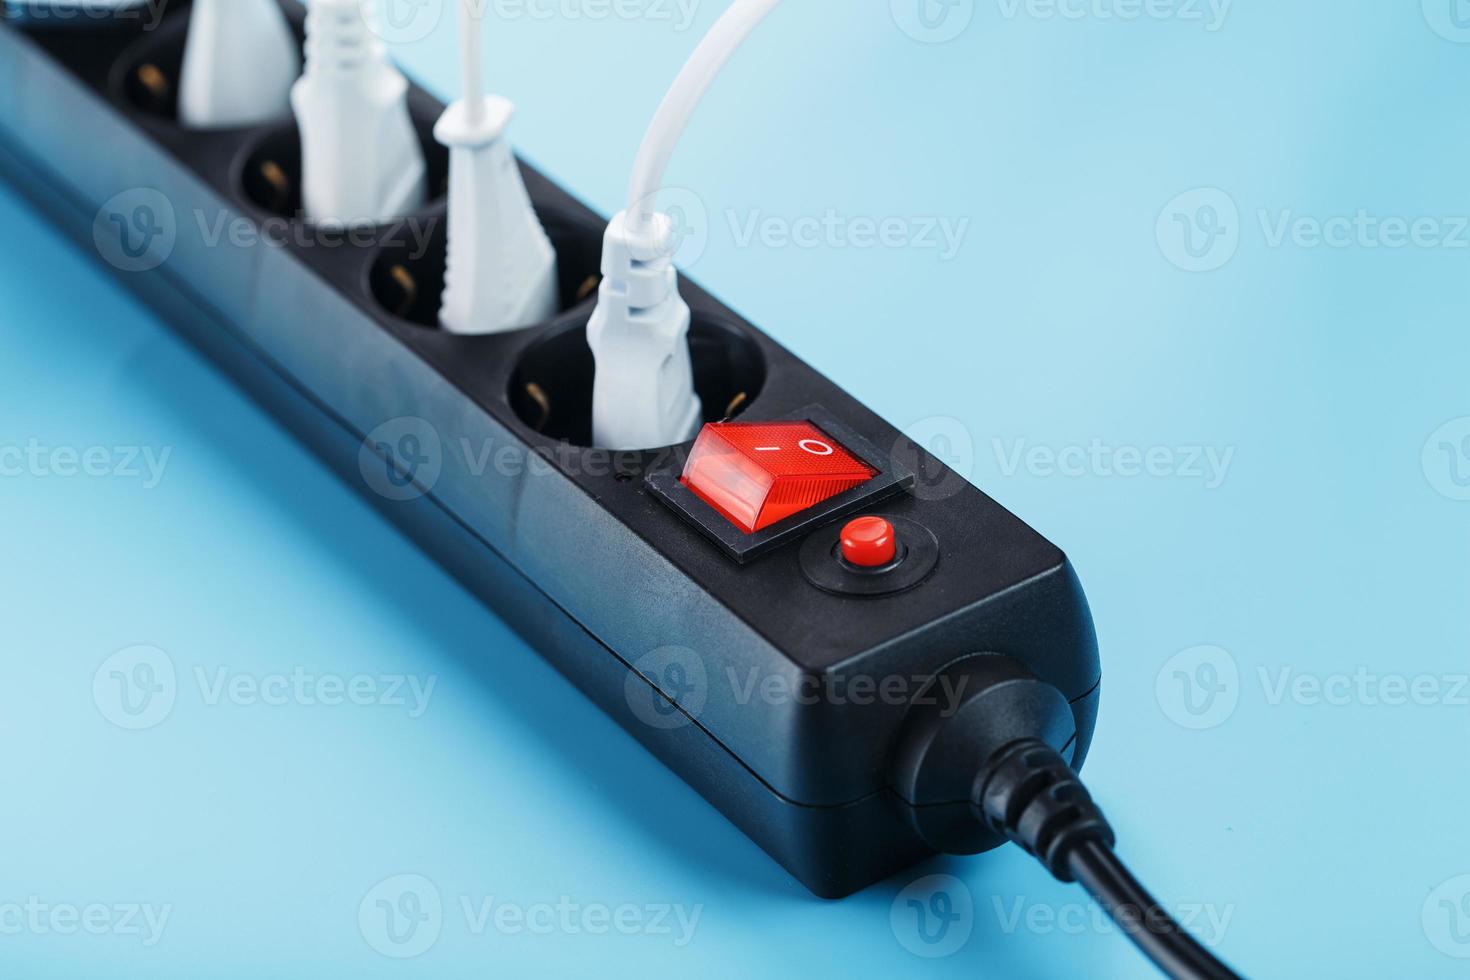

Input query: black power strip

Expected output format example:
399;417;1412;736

0;1;1101;900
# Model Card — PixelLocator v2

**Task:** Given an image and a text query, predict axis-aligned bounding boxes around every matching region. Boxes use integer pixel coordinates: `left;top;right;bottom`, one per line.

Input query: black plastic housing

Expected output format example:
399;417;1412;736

0;2;1101;898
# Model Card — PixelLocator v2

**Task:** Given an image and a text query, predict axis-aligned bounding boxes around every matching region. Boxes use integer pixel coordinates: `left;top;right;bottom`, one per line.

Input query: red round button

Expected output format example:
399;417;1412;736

840;516;897;568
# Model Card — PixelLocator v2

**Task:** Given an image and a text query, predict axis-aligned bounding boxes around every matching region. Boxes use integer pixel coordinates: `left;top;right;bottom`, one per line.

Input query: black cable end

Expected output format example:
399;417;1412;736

971;738;1116;881
969;738;1243;980
888;658;1244;980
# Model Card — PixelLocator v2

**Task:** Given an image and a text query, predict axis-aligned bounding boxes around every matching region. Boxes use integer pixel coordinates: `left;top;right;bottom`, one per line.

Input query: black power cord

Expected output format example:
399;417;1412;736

1070;841;1239;980
973;739;1242;980
890;656;1246;980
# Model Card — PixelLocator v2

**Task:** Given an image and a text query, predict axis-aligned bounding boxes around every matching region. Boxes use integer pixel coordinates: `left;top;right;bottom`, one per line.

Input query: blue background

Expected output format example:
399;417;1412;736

3;0;1469;976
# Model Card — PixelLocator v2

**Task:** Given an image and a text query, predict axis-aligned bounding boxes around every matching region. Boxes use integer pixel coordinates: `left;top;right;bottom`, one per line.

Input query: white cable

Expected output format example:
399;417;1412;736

589;0;781;450
625;0;780;234
435;0;559;334
459;0;484;128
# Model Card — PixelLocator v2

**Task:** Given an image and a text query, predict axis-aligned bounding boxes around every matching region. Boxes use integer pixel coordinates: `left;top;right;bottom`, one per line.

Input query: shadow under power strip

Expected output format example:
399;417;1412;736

0;3;1100;899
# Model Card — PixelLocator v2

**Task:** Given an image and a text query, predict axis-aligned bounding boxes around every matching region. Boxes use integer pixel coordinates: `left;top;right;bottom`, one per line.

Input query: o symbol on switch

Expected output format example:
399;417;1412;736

799;439;834;456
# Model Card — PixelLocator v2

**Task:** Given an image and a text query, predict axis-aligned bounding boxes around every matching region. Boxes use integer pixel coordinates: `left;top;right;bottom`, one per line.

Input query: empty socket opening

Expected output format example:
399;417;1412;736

508;313;767;447
366;202;604;328
112;15;188;120
235;118;451;225
111;2;303;124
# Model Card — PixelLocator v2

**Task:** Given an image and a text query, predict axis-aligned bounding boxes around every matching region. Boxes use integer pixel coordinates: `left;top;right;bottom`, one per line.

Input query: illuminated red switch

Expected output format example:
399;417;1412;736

680;421;878;533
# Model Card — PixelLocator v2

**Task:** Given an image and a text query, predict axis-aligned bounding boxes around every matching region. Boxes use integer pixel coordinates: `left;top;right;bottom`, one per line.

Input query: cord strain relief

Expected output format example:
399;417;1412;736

971;738;1116;882
305;0;377;74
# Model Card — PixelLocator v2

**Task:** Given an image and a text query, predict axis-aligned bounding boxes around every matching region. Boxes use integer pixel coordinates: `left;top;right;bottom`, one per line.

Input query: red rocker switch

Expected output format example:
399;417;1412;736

680;421;878;534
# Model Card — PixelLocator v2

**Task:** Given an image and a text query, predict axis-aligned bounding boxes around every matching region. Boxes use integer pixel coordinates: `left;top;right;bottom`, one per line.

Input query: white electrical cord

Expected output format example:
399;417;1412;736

625;0;781;234
460;0;484;128
435;0;559;334
589;0;782;450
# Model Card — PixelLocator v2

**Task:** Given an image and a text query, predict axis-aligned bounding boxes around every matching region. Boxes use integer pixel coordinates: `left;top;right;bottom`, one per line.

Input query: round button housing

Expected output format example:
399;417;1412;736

840;517;897;567
800;515;940;597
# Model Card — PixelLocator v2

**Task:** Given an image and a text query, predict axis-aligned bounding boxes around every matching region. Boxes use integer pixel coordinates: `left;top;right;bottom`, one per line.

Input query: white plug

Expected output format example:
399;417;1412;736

588;0;780;450
178;0;299;130
290;0;427;227
588;211;700;450
436;0;558;335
